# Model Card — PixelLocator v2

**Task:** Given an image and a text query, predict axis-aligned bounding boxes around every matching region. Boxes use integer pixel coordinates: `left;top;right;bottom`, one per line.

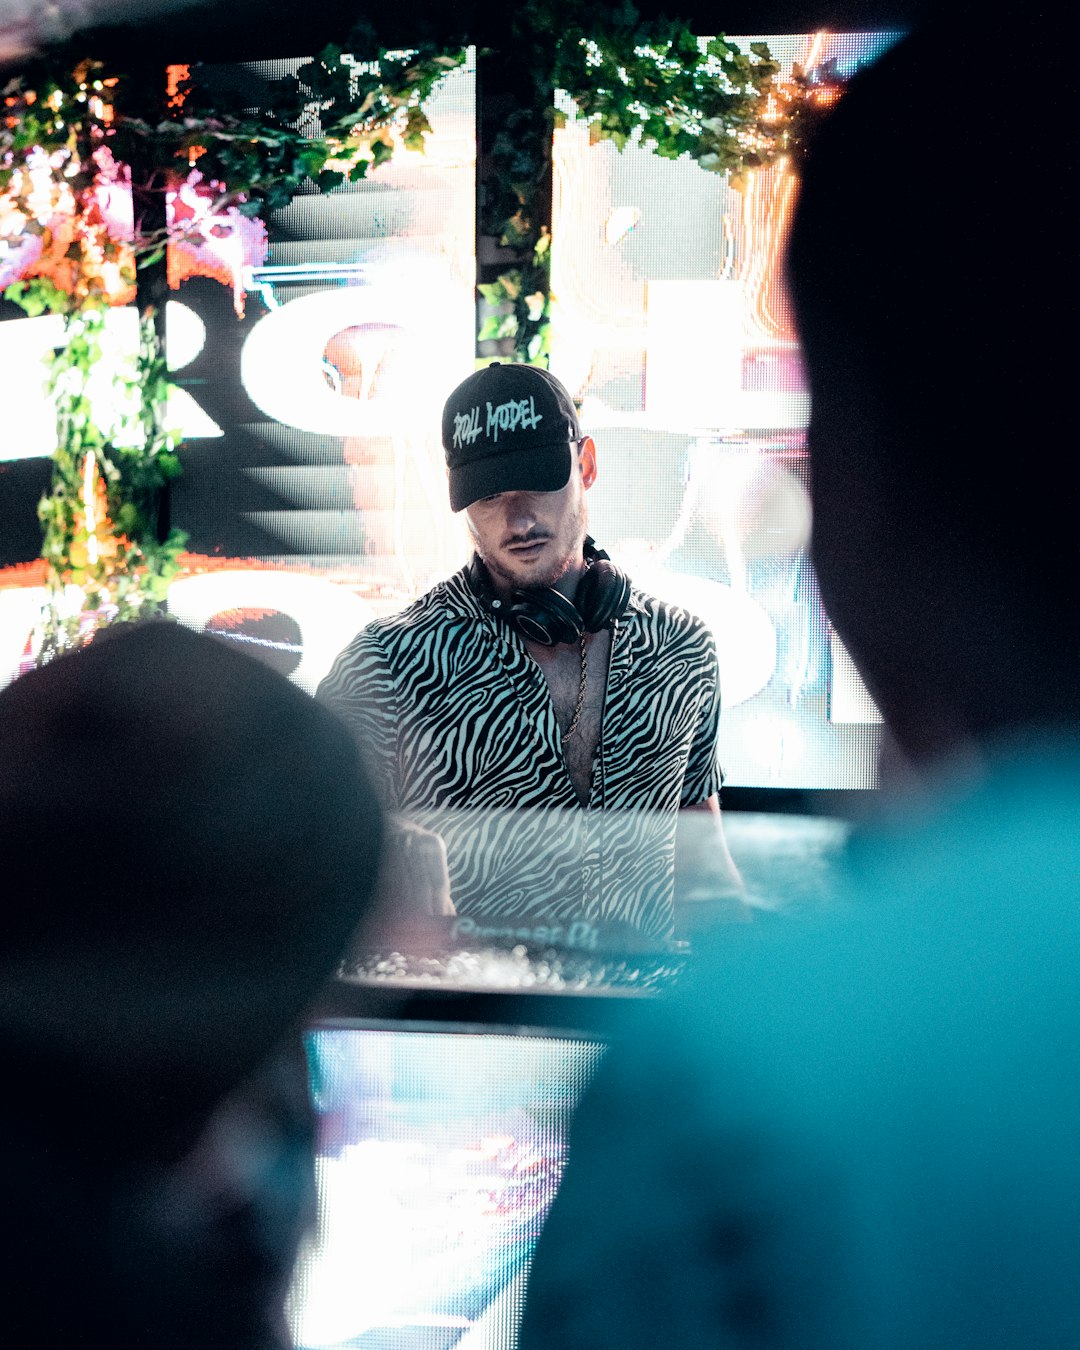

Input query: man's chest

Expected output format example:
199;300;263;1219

525;630;611;805
390;618;704;806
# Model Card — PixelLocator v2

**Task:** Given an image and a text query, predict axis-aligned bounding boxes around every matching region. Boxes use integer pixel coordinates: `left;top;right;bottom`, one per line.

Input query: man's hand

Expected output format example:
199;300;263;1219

376;818;456;921
674;796;748;937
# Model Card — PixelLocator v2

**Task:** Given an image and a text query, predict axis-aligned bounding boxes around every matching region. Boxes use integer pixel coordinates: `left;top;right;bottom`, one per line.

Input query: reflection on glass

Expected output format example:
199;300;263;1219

288;1026;604;1349
334;808;850;996
357;807;749;943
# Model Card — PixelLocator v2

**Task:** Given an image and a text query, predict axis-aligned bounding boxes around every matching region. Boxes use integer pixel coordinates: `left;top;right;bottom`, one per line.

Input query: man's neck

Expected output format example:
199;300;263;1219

551;557;587;602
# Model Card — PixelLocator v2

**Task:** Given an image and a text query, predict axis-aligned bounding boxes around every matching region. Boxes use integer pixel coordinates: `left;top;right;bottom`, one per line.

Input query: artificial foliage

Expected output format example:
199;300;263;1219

476;84;557;366
551;22;782;177
474;5;844;364
0;42;464;658
23;303;185;662
0;44;467;305
1;11;845;653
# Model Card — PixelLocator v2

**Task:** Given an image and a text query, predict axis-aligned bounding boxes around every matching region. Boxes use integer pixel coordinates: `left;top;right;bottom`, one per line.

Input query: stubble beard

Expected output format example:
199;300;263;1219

477;498;588;595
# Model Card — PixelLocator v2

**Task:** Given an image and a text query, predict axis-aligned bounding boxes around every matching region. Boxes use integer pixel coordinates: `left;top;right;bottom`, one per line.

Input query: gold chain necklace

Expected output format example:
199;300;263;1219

563;630;588;741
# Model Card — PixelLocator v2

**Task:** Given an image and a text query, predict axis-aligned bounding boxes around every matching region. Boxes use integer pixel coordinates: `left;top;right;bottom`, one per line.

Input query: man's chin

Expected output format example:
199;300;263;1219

490;550;566;593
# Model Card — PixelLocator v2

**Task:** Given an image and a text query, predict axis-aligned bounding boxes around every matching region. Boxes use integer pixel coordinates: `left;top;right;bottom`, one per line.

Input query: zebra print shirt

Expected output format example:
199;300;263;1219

317;565;723;938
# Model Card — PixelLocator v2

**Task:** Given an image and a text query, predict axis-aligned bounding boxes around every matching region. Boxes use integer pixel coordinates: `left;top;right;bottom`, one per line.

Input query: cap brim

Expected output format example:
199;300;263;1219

449;441;574;512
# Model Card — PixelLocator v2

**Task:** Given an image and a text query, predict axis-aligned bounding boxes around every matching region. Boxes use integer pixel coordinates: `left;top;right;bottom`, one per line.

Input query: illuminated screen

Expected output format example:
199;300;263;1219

167;52;476;590
289;1024;604;1349
549;31;898;788
0;35;894;790
0;47;477;693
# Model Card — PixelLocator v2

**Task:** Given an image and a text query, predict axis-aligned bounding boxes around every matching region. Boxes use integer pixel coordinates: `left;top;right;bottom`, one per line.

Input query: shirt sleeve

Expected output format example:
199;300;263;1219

316;625;401;812
679;624;724;807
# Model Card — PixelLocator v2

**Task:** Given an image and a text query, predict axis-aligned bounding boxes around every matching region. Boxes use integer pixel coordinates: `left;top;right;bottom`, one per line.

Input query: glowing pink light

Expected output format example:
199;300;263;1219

166;171;269;316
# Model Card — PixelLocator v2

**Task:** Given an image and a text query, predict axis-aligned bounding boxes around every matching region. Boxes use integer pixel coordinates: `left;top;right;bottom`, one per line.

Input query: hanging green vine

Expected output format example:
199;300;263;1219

19;301;185;662
0;15;842;656
551;23;781;174
477;6;846;365
0;41;464;660
0;44;467;293
476;83;557;366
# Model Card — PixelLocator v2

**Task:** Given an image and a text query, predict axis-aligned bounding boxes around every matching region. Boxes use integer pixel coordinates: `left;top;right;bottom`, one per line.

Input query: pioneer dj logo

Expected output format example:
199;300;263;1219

449;917;599;950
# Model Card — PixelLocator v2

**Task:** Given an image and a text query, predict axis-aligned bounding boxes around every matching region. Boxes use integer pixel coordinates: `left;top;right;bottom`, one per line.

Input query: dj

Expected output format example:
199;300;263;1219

318;363;743;940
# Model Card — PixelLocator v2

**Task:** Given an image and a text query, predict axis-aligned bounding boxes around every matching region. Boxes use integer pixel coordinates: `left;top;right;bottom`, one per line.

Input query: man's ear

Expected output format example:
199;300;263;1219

578;436;598;489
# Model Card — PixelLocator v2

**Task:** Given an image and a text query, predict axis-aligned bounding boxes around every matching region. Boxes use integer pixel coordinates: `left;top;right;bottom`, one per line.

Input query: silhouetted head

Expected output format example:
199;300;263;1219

787;24;1077;769
0;621;383;1345
0;619;382;1164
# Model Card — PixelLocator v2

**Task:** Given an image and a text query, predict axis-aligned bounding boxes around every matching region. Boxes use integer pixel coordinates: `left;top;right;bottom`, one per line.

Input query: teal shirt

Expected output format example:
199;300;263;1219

520;739;1080;1349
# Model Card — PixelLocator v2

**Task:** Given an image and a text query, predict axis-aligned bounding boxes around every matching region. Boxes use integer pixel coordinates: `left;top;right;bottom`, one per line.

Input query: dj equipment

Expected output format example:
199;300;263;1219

468;537;632;647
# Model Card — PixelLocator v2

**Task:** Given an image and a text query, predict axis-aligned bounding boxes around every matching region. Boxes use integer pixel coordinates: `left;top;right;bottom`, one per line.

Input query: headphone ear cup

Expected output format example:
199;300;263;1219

578;560;632;631
509;588;583;647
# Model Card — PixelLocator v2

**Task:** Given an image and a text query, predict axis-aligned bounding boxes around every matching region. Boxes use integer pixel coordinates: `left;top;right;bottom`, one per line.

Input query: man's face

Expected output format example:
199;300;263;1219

464;438;597;594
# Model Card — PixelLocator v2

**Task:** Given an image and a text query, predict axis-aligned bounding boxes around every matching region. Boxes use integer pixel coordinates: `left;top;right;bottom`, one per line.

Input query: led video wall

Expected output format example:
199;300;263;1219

549;31;896;788
288;1025;604;1349
166;53;477;590
0;48;477;689
0;34;896;788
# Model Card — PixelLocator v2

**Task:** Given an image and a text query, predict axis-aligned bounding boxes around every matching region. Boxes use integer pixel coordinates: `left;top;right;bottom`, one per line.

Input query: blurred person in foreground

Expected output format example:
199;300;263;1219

0;0;205;64
518;20;1080;1350
0;621;382;1348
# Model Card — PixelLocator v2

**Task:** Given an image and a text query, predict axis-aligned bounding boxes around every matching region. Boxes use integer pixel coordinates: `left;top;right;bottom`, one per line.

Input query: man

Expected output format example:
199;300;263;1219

0;621;383;1347
517;20;1080;1350
319;361;742;941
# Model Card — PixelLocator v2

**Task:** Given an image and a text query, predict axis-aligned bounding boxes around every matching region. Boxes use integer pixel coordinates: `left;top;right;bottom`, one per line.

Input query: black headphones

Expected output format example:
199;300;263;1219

468;537;632;647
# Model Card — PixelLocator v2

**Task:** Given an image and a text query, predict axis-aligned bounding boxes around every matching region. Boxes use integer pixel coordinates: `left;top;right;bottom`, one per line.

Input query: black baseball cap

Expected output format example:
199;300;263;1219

441;362;582;512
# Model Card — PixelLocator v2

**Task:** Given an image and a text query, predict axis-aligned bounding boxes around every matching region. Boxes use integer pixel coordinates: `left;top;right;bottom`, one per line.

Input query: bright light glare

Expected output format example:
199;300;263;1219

604;206;640;245
0;301;219;461
239;272;471;437
166;570;375;693
617;552;777;706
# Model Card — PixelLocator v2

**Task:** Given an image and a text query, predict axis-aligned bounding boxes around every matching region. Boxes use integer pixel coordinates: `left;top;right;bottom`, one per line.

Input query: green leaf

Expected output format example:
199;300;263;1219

4;277;69;317
265;183;294;210
299;145;327;174
498;271;522;301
